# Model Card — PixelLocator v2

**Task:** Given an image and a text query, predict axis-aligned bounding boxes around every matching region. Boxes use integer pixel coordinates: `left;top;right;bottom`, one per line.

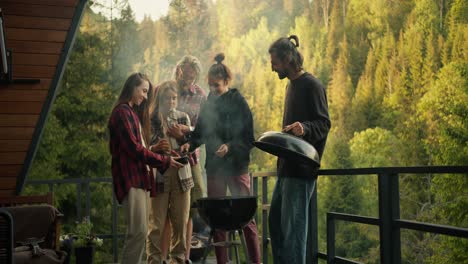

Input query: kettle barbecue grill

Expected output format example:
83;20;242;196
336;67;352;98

196;195;257;264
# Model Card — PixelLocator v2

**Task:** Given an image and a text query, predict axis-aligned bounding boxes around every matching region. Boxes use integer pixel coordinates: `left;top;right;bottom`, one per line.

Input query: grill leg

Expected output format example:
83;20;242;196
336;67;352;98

238;229;251;264
202;230;214;264
231;231;240;264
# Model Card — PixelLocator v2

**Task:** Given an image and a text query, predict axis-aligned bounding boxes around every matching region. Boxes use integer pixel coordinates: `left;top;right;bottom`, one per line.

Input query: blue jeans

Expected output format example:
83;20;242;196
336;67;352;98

269;176;316;264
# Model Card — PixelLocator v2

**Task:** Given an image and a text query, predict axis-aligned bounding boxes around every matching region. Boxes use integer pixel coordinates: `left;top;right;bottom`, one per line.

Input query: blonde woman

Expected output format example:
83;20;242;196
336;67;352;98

147;81;194;264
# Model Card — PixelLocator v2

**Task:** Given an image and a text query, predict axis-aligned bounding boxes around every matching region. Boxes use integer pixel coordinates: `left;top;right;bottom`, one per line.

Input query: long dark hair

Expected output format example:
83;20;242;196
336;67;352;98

268;35;304;72
208;53;233;83
114;72;154;144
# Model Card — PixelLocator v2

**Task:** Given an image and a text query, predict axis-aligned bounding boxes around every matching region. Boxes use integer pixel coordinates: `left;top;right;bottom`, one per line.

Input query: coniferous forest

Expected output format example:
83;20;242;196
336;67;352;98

27;0;467;263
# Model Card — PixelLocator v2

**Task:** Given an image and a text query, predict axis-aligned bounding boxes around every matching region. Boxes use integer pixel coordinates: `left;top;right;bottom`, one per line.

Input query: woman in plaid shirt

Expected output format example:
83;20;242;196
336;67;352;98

108;73;183;264
147;81;194;264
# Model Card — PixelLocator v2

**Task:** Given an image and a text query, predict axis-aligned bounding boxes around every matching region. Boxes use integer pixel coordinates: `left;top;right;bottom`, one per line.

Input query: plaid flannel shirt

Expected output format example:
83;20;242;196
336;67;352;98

108;103;169;204
177;84;207;165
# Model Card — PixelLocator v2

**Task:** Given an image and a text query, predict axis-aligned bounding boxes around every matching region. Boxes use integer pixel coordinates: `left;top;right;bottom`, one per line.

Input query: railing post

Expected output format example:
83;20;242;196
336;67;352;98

326;212;335;264
85;180;91;218
262;176;269;264
112;186;118;263
76;183;82;221
378;173;401;264
252;174;259;224
307;182;318;264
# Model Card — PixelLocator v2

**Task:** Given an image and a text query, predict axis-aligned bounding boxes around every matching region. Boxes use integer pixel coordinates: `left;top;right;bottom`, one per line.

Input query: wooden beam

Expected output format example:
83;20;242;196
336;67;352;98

0;114;40;127
13;65;56;79
7;40;63;55
0;3;75;19
0;192;53;205
0;0;78;7
0;79;52;90
0;102;44;114
13;53;60;66
3;15;72;31
0;152;27;165
0;90;48;101
0;190;15;196
6;28;67;43
0;165;22;177
0;128;34;140
0;177;16;190
0;140;31;152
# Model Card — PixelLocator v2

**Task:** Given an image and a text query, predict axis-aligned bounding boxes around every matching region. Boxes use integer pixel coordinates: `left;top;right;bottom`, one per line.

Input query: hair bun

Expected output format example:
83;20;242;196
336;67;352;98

214;53;225;64
288;35;300;47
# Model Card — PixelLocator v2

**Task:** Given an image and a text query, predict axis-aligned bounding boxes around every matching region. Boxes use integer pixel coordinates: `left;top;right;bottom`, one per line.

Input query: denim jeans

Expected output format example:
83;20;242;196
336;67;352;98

269;176;316;264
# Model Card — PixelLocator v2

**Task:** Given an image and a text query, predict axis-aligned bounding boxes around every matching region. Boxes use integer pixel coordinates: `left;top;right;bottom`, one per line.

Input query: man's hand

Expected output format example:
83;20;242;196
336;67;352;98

215;144;229;158
167;124;190;140
282;122;304;136
180;143;191;153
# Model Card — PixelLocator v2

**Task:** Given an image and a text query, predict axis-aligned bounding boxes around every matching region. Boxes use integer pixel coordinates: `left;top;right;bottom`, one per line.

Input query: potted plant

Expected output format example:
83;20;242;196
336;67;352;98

61;216;103;264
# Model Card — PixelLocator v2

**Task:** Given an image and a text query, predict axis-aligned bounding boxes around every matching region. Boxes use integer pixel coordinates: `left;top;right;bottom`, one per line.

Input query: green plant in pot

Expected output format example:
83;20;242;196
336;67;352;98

61;216;103;264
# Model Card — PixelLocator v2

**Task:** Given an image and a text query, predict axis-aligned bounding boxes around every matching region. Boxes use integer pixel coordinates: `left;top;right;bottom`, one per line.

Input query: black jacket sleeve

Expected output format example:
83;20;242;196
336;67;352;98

227;93;254;158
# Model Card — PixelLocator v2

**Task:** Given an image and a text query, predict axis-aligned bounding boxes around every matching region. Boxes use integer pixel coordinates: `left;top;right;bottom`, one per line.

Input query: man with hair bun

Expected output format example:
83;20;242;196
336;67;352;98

268;35;331;263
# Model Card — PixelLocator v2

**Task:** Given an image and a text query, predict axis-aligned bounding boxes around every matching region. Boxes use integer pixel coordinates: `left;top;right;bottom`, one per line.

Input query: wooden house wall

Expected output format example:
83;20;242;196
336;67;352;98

0;0;83;196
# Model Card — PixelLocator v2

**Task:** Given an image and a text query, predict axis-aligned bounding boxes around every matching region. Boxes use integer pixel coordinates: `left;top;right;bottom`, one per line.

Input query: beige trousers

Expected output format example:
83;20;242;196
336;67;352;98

121;188;149;264
147;168;191;264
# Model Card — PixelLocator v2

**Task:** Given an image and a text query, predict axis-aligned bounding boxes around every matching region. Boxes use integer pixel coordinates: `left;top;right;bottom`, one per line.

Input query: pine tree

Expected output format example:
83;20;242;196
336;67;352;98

327;37;354;136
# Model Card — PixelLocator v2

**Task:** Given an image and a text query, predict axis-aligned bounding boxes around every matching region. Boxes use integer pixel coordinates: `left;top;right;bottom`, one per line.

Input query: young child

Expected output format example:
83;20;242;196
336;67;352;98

147;80;194;264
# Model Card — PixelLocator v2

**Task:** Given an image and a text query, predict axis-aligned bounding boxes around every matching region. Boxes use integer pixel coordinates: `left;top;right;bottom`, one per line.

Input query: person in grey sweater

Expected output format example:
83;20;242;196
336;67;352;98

268;35;331;264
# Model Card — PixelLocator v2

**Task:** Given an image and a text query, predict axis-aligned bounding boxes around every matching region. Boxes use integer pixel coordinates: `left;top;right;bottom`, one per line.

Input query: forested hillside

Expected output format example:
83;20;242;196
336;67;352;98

28;0;467;262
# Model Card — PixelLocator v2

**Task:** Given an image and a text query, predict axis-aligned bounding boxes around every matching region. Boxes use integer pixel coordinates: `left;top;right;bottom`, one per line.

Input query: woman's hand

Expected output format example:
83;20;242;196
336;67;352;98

169;156;184;169
215;144;229;158
180;143;191;154
150;139;170;153
167;124;189;140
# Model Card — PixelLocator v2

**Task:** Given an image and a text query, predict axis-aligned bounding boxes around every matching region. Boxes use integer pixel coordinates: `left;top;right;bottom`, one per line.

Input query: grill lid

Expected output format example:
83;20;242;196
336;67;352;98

253;131;320;167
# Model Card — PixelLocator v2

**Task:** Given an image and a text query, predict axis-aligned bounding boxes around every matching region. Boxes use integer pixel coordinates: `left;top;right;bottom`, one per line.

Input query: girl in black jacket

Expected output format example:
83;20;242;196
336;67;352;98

181;53;260;264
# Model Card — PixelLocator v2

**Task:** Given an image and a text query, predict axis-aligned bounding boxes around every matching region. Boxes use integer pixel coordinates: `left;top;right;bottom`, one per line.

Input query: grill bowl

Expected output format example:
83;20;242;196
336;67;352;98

196;196;257;231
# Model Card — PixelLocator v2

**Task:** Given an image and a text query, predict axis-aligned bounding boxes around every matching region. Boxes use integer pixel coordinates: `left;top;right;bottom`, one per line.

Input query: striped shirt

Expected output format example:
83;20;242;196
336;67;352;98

151;109;194;193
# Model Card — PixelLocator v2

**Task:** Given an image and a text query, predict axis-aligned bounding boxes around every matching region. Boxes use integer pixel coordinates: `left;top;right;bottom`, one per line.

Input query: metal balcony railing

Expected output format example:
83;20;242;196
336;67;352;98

26;165;468;264
25;177;122;262
252;166;468;264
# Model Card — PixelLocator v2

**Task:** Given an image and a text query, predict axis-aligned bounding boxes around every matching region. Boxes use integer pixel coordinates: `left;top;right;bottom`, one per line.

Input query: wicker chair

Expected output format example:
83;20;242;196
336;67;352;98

0;209;14;264
0;193;62;251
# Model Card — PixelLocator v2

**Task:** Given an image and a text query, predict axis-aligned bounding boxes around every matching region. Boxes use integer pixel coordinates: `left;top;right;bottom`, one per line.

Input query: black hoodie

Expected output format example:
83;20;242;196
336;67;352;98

189;88;254;177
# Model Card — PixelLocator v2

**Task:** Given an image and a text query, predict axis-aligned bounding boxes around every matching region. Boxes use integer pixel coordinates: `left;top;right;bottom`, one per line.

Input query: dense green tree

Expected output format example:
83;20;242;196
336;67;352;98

327;37;353;135
418;62;467;165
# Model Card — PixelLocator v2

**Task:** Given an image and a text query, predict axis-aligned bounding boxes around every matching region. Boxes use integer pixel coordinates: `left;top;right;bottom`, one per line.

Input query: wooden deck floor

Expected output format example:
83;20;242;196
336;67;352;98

107;256;218;264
